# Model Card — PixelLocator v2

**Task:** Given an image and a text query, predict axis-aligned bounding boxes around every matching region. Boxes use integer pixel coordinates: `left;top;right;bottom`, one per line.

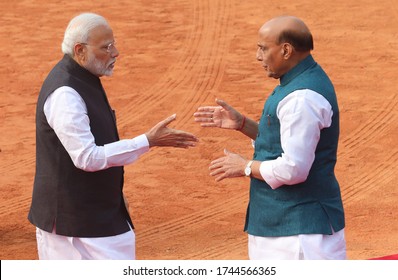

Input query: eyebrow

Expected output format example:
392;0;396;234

257;43;267;49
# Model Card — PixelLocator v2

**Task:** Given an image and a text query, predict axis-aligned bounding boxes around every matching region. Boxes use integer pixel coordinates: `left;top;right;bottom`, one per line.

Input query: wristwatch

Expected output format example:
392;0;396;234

244;160;254;177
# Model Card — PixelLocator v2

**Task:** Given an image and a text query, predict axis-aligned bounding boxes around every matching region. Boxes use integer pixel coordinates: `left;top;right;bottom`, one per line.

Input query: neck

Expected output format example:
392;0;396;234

283;51;311;74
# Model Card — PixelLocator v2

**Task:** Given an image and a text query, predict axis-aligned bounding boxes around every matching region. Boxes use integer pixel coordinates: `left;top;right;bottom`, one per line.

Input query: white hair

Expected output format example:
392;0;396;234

61;13;109;56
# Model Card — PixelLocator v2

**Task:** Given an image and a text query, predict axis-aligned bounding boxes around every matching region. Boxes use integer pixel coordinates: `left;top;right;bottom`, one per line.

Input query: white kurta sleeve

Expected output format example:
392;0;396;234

44;86;149;172
259;89;333;189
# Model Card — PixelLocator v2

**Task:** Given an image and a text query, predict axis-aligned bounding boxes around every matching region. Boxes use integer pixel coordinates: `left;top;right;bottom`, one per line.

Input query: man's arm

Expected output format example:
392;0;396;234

44;86;150;171
259;89;333;189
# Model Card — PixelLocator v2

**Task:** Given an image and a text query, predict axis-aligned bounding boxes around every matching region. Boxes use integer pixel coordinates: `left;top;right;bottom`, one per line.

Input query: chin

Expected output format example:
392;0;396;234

267;72;280;79
103;70;114;76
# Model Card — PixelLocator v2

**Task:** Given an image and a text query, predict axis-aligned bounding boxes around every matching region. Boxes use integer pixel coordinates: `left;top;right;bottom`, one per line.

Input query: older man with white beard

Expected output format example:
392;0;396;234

28;12;198;260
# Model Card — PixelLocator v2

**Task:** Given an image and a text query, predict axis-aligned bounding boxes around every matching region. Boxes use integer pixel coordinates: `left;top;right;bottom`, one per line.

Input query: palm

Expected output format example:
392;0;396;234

194;99;241;130
213;106;239;129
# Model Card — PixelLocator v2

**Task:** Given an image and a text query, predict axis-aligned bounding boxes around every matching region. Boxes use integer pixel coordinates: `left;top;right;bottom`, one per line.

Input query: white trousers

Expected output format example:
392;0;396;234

248;229;346;260
36;224;135;260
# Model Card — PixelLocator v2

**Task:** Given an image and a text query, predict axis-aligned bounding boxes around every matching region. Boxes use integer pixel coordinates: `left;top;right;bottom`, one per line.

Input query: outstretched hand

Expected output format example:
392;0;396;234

209;149;247;181
145;114;198;148
193;98;244;130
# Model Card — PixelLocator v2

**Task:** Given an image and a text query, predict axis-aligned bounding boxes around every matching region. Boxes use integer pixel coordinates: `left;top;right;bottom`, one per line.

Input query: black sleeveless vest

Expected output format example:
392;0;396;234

28;55;133;237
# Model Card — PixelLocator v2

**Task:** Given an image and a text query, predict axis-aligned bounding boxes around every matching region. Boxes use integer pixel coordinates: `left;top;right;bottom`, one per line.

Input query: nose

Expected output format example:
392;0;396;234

256;48;263;61
111;46;119;58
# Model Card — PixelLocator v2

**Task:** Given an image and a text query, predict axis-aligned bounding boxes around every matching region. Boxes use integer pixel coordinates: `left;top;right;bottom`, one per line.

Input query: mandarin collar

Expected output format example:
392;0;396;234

279;55;316;86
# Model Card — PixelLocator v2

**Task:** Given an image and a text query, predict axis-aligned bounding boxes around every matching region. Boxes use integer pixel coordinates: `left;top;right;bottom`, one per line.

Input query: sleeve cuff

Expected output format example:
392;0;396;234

134;134;150;149
259;161;283;189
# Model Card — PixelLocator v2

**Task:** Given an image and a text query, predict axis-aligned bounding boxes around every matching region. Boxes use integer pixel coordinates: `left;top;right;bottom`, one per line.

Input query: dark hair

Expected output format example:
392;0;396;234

277;30;314;52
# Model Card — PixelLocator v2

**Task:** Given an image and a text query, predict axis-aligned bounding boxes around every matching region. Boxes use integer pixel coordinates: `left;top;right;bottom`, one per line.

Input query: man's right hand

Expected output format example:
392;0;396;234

145;114;198;148
193;98;244;130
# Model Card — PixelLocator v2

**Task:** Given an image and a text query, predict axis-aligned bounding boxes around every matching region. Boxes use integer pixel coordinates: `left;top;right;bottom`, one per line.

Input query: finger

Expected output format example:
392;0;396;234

169;137;199;147
200;123;218;128
193;111;213;117
193;112;210;118
172;130;199;141
223;148;238;158
210;157;225;168
209;167;224;177
159;114;177;127
195;106;218;113
180;136;199;143
214;174;226;182
209;164;219;172
193;116;213;123
175;141;198;148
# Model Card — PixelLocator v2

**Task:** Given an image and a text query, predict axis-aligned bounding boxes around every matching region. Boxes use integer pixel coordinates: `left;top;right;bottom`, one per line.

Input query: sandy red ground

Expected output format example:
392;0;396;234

1;0;397;260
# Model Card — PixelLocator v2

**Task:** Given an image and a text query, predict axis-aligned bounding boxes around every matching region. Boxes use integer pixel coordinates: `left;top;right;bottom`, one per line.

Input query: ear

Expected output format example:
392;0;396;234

281;43;293;59
74;43;86;61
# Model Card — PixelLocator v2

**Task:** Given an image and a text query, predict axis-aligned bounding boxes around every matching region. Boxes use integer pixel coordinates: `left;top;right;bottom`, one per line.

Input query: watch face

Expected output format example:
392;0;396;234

244;167;251;176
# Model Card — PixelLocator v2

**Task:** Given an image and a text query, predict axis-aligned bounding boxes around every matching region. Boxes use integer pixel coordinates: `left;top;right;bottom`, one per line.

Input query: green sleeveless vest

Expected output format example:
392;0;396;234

244;55;345;237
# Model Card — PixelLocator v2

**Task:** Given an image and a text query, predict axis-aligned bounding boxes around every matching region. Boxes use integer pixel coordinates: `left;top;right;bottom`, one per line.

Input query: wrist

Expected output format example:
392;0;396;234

145;133;154;147
244;160;253;177
237;115;246;131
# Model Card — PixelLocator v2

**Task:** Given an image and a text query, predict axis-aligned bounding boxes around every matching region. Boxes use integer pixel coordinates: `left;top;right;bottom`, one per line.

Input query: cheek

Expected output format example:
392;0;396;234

262;50;273;62
265;50;281;66
263;53;273;66
96;53;110;63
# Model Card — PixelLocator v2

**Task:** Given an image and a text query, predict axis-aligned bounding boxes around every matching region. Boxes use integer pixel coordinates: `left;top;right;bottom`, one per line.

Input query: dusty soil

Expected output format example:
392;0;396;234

0;0;397;260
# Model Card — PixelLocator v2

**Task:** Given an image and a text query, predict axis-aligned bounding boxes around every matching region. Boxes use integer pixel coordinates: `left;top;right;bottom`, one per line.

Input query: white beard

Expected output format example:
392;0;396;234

85;52;114;77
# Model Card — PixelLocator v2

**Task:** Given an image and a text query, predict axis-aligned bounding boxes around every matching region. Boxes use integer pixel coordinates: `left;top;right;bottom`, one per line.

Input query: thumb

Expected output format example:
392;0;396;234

160;113;177;127
215;98;232;111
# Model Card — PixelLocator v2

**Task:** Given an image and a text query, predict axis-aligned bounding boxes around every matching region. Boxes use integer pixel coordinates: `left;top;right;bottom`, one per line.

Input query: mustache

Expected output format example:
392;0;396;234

108;59;116;66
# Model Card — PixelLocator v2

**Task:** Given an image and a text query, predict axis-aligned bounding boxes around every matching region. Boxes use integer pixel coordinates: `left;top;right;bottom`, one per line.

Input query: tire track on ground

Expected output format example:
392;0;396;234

117;0;234;130
184;237;247;259
175;0;234;128
340;94;398;151
342;150;398;203
331;0;398;204
338;89;398;203
137;192;247;247
1;0;209;217
136;0;398;258
0;196;31;216
135;0;241;250
116;0;206;126
1;0;240;228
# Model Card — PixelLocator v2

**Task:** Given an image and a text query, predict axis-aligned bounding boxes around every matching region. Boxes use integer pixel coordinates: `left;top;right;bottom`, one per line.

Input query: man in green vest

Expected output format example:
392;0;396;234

194;15;346;260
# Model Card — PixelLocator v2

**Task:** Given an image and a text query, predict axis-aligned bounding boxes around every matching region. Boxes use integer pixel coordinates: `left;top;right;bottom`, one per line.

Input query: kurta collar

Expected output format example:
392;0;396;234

280;54;316;86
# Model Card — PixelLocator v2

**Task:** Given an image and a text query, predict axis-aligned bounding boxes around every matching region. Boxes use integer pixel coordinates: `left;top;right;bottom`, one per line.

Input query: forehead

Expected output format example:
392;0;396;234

258;18;284;45
258;27;277;46
87;24;114;43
